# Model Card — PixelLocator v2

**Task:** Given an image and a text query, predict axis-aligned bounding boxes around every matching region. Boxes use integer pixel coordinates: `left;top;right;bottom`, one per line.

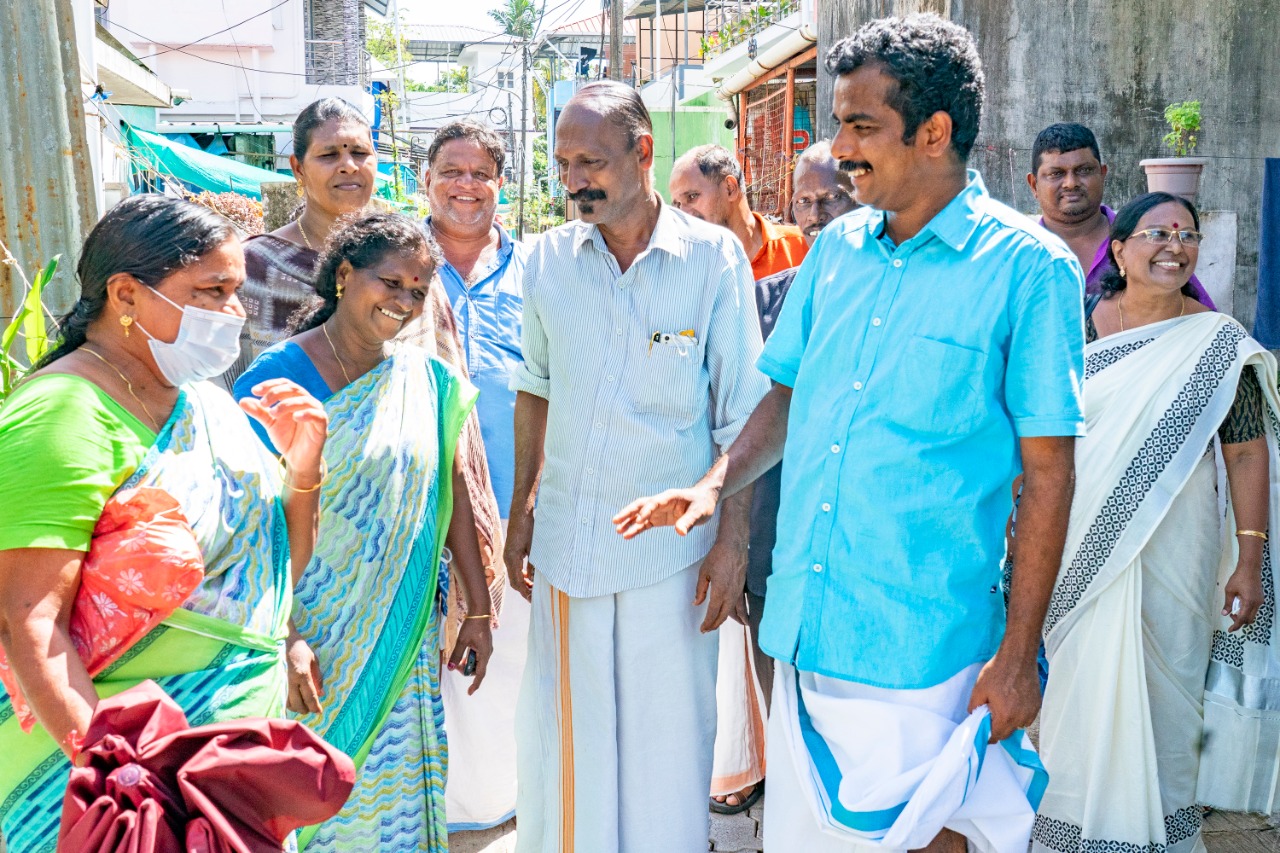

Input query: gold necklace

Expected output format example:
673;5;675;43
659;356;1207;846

297;212;315;250
321;323;354;386
81;345;161;431
1118;293;1185;332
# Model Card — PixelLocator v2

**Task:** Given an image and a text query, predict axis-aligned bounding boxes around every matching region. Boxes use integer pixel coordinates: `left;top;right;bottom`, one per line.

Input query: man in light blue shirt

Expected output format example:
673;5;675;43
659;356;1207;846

507;82;770;853
616;14;1083;851
425;120;530;512
423;119;531;833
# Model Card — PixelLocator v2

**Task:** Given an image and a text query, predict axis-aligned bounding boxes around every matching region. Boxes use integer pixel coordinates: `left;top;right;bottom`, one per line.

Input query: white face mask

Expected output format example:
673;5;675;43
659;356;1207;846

134;288;245;386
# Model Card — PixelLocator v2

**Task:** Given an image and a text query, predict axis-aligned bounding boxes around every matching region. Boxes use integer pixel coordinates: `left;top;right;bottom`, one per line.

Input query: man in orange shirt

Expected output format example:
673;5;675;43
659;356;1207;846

670;144;808;280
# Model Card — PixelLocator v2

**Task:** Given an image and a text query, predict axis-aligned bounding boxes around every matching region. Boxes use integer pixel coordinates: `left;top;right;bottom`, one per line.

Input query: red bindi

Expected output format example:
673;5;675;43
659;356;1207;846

413;276;419;282
1172;221;1180;228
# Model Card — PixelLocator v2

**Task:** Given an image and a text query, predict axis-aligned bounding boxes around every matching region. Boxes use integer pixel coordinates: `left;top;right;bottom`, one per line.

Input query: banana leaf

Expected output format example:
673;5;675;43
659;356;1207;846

23;255;58;363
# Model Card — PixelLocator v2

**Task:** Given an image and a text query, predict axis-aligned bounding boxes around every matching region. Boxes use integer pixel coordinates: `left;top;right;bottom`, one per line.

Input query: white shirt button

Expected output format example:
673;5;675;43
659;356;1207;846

892;259;903;268
595;422;604;430
831;443;841;453
607;375;616;382
853;381;863;391
872;317;882;326
821;503;831;512
615;328;623;335
586;467;594;475
581;517;589;525
813;563;823;573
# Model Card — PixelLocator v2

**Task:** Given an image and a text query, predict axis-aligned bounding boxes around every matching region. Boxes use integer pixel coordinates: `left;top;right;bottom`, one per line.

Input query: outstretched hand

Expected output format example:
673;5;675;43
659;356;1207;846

240;379;328;478
613;485;719;539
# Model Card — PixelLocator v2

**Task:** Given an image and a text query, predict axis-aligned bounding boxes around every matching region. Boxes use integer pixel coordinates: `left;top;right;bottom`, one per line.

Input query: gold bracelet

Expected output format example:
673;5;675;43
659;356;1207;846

1236;529;1269;542
464;614;492;620
281;458;326;493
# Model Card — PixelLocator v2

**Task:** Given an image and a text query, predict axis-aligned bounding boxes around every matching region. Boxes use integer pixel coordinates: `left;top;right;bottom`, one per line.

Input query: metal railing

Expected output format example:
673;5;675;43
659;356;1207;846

700;0;796;60
305;39;370;87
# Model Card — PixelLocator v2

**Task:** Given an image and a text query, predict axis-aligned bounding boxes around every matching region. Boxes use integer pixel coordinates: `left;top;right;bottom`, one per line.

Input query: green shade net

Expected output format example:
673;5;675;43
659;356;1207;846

125;125;293;199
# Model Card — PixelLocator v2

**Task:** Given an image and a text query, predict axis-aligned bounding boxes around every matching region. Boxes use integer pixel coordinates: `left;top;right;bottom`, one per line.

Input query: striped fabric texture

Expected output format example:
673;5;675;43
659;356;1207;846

512;203;771;597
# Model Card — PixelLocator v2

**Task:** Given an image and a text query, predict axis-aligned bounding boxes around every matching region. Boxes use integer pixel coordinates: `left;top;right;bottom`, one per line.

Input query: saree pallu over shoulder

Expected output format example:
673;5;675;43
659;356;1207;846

0;382;292;853
1034;314;1280;853
284;348;474;850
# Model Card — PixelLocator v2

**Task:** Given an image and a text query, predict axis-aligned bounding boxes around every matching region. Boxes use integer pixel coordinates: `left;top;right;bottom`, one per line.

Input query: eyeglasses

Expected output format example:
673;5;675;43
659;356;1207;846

793;194;853;213
1128;227;1203;247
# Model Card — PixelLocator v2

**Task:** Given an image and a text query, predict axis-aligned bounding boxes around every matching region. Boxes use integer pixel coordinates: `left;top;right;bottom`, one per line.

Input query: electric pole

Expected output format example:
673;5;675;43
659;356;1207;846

609;0;623;80
391;0;409;129
519;41;528;240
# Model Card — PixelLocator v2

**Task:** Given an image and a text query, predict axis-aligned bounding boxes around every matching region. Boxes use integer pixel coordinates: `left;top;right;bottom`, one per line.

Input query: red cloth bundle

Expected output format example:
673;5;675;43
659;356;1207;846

0;487;204;731
59;680;356;853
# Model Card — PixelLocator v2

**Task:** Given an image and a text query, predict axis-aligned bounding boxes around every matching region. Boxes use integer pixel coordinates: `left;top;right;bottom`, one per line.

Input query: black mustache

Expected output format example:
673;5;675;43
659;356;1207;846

838;160;871;173
569;188;607;203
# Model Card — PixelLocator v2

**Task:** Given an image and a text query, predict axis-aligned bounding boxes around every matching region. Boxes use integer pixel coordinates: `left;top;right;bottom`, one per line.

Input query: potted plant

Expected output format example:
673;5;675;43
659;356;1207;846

1140;100;1209;202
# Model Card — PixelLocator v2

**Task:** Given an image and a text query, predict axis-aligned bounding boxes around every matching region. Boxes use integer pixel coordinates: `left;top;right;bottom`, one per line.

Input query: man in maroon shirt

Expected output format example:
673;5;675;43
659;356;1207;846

1028;122;1214;307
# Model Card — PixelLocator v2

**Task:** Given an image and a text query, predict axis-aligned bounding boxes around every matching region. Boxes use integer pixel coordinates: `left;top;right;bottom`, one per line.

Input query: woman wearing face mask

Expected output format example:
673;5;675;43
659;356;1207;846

0;195;328;852
238;97;378;367
1034;193;1280;853
234;213;493;851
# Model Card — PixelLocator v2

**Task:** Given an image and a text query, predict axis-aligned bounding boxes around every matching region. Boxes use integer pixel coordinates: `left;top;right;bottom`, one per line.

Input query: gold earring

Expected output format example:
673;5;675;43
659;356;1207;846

336;283;345;300
120;315;133;337
1118;265;1126;278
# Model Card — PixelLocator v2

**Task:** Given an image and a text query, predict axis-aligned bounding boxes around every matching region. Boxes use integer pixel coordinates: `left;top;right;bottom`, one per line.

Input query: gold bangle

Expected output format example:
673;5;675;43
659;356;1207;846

1236;529;1269;542
281;458;326;493
464;614;492;620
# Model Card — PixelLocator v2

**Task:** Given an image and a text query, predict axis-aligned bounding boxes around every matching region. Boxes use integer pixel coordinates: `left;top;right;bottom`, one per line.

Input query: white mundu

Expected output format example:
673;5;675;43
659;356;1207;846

767;661;1046;853
515;565;717;852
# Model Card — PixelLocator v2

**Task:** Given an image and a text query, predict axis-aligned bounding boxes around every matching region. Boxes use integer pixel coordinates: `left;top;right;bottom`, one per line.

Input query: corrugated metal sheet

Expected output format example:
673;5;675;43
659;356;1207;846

0;0;98;321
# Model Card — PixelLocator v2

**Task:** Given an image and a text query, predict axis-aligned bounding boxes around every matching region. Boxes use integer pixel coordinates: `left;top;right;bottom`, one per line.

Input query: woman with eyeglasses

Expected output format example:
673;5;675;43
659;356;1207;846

1033;192;1280;851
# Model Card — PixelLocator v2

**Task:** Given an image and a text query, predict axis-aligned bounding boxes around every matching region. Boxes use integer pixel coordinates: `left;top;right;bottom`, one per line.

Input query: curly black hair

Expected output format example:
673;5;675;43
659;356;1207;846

1099;192;1201;298
38;194;238;368
1031;122;1101;174
290;212;442;332
825;13;985;161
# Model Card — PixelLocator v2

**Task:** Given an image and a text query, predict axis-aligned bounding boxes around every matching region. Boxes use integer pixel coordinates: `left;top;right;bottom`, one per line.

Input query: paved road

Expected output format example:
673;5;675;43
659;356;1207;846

449;802;1279;853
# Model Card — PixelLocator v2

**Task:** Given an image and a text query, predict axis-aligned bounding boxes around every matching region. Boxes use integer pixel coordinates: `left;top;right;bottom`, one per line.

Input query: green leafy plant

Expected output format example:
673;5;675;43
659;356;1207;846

1;242;60;400
1162;100;1202;157
488;0;538;40
426;66;470;93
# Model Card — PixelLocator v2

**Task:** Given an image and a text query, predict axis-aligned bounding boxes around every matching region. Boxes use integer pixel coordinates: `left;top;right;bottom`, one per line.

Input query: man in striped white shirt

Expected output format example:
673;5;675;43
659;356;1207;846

505;81;770;852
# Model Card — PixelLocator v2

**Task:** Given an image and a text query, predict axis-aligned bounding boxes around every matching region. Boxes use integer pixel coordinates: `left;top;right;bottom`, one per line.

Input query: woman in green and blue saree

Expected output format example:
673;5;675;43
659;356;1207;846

233;212;493;851
0;194;329;853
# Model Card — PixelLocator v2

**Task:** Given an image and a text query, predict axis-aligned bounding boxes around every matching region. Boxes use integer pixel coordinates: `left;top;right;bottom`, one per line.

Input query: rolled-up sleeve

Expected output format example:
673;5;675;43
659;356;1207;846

757;246;819;388
510;254;552;399
1006;255;1086;437
707;244;770;451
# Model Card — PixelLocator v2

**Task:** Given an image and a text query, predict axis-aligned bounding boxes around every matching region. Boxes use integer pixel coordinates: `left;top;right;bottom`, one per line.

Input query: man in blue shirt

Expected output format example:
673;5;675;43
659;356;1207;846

616;14;1083;851
423;119;531;833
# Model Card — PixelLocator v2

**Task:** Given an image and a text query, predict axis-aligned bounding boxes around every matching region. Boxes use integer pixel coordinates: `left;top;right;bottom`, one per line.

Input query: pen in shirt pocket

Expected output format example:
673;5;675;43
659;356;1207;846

648;329;699;353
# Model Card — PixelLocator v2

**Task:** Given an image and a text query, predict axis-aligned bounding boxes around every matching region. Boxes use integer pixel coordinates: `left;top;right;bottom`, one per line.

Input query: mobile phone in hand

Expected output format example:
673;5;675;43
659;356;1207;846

462;648;477;676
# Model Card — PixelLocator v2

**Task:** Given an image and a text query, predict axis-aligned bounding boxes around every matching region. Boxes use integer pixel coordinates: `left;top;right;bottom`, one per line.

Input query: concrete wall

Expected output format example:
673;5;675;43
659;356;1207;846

650;107;737;202
818;0;1280;327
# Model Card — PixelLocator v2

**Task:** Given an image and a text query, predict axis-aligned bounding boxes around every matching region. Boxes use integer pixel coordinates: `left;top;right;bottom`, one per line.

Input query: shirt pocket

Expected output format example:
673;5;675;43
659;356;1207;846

887;335;988;437
630;341;703;427
472;291;524;375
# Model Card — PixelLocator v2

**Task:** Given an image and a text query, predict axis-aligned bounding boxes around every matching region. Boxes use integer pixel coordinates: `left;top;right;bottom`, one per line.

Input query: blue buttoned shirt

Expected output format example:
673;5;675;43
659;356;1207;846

757;172;1086;689
428;218;531;514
